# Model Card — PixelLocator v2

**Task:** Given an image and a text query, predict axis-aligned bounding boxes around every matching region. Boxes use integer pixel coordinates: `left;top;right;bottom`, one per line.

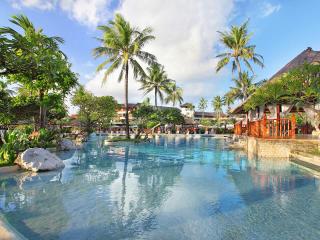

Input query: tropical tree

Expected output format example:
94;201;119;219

165;82;183;106
132;102;156;137
0;15;78;128
0;80;13;125
72;86;96;133
212;96;223;121
198;97;208;119
216;20;264;97
158;108;184;126
229;71;256;101
94;96;118;130
93;13;156;139
223;92;234;113
72;86;118;133
139;63;172;108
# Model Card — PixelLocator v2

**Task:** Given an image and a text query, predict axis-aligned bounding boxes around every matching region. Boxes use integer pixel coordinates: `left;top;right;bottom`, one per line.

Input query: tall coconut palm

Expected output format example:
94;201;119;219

216;21;264;94
198;97;208;119
212;96;223;121
139;63;172;108
230;71;256;101
223;92;234;113
93;14;156;138
165;82;183;106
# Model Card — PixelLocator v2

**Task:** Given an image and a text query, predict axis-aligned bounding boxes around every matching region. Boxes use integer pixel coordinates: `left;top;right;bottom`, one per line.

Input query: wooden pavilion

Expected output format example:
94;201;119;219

231;47;320;139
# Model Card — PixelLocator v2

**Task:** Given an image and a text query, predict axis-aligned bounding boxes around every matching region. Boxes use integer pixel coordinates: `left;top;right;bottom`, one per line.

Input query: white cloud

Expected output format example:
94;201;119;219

86;0;235;104
9;0;112;26
59;0;111;27
261;2;281;17
85;70;144;104
10;0;56;10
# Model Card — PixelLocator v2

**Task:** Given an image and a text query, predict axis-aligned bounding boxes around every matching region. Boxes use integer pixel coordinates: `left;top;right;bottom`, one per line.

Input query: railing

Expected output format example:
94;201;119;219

234;114;296;139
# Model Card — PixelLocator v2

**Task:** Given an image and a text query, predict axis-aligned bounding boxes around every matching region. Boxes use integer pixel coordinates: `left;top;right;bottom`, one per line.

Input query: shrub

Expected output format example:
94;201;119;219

0;127;58;166
30;128;57;148
0;129;29;165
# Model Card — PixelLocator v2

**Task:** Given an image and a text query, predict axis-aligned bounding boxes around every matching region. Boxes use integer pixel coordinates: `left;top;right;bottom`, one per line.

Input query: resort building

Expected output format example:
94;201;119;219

180;103;227;123
113;103;138;124
232;47;320;139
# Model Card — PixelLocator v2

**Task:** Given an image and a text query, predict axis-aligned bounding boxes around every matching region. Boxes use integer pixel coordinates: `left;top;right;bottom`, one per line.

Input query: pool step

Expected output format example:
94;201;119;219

289;151;320;172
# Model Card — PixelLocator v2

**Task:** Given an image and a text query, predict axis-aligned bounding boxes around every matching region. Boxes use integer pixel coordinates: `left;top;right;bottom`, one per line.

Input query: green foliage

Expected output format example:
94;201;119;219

139;63;174;107
216;20;264;75
165;82;184;106
132;103;156;129
133;104;184;131
72;86;118;132
212;96;223;115
158;108;184;125
93;13;156;138
0;80;13;124
227;72;256;102
244;64;320;111
0;14;78;128
30;128;56;148
198;97;208;115
0;127;58;166
0;128;29;165
94;96;118;129
200;118;212;126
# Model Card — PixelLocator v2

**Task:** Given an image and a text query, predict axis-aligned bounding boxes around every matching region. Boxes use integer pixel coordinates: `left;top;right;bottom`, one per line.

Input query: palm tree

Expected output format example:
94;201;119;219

212;96;223;121
93;14;156;139
216;21;264;96
230;71;256;101
198;97;208;119
165;82;183;106
139;63;172;108
223;92;234;113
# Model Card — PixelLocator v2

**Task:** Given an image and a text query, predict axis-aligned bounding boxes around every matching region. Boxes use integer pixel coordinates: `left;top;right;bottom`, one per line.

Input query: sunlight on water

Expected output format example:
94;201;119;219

1;135;320;240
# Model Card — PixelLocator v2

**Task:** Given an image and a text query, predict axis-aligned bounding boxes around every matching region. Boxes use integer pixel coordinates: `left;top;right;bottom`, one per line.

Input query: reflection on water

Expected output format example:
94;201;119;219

0;135;320;240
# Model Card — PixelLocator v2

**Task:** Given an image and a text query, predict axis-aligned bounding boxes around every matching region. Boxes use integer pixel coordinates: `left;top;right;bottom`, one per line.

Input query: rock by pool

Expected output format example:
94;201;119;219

15;148;65;172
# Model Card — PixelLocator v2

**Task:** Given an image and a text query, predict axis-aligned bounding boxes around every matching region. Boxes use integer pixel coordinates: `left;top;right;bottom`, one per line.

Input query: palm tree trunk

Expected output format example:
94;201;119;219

39;89;45;129
235;58;246;100
155;88;158;108
125;62;130;139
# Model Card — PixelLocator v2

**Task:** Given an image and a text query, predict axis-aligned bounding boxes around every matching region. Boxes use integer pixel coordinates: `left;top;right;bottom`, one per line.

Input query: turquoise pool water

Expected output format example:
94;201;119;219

1;135;320;240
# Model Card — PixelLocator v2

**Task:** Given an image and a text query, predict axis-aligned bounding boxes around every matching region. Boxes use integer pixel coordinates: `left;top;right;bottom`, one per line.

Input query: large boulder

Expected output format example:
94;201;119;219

58;139;78;151
15;148;65;172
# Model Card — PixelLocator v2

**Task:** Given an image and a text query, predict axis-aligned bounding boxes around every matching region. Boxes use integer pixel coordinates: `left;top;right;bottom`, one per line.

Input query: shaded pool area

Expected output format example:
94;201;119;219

1;135;320;239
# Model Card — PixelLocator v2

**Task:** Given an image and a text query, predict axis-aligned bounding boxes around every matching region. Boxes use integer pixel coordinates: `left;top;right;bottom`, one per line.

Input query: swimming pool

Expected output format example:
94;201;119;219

1;135;320;239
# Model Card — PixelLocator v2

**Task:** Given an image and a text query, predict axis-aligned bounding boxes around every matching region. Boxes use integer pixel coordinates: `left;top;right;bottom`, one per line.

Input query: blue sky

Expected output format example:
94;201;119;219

1;0;320;112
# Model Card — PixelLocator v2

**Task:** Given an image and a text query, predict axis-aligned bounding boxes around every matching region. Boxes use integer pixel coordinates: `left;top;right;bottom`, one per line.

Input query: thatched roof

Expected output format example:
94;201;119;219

269;47;320;80
230;47;320;114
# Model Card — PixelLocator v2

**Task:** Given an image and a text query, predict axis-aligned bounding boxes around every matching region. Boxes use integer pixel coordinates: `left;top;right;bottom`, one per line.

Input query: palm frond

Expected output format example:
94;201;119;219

216;57;230;72
102;57;121;84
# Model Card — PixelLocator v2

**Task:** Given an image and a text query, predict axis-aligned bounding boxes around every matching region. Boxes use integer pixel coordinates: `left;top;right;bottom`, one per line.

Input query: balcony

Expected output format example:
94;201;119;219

234;114;296;138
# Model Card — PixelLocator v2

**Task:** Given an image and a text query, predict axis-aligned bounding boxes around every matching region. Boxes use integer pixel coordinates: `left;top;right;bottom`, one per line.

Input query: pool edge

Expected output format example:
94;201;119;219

0;215;27;240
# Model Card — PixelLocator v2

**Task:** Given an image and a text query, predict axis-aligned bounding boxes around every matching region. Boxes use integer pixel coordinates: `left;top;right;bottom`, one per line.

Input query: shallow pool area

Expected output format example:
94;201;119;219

1;135;320;240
